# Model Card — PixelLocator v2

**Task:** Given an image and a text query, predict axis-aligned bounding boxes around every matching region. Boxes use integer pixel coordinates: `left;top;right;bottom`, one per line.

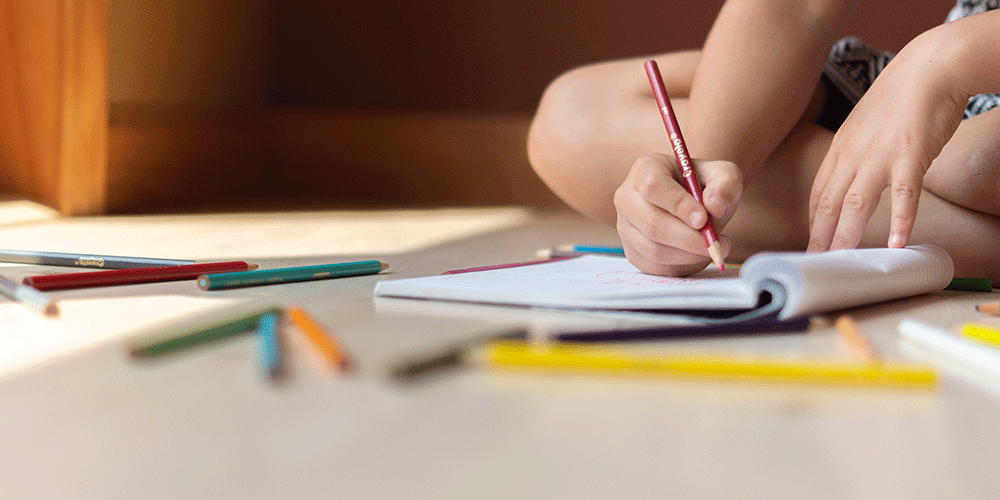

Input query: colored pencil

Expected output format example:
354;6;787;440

24;261;257;291
129;306;280;358
535;246;626;260
976;302;1000;316
945;277;993;292
442;256;576;275
559;245;624;255
834;315;880;363
899;318;1000;379
960;322;1000;348
198;260;387;290
287;306;353;373
644;59;725;272
258;310;284;381
553;314;810;342
0;249;194;269
0;275;58;316
478;341;936;389
390;327;528;384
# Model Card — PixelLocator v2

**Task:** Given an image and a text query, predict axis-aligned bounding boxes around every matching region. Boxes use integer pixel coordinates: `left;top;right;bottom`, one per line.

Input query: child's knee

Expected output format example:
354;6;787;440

528;68;597;172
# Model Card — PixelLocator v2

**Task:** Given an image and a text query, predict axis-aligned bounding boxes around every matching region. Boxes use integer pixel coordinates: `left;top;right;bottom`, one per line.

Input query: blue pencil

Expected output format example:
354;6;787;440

258;310;283;381
557;245;625;255
0;249;194;269
536;245;625;259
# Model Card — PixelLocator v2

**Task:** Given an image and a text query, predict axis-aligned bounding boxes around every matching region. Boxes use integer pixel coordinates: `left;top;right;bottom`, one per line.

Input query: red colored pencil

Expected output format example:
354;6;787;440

23;261;257;291
442;256;577;275
644;59;725;272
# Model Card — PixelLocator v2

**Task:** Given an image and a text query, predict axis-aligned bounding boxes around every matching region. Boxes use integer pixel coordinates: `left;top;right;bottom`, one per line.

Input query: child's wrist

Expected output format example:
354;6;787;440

906;23;977;103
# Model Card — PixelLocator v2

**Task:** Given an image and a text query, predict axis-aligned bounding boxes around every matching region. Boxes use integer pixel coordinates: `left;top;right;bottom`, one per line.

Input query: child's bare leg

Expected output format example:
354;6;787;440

527;51;702;224
923;108;1000;217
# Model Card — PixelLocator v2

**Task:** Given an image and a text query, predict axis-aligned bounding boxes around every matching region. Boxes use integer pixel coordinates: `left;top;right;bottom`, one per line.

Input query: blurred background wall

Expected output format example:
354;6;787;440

97;0;953;212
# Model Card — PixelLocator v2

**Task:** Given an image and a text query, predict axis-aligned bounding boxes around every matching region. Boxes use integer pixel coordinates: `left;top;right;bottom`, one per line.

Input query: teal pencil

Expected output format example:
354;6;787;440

257;310;284;381
198;260;389;291
557;245;624;255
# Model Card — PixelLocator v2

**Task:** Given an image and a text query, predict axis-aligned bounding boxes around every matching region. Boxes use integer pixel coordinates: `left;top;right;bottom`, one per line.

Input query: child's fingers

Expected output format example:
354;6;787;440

616;187;713;258
887;159;924;248
807;166;857;252
618;220;710;276
629;155;707;230
809;150;839;229
828;167;886;250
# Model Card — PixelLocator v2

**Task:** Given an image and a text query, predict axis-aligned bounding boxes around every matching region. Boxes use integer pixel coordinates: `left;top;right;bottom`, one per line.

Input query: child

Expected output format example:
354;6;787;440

527;0;1000;280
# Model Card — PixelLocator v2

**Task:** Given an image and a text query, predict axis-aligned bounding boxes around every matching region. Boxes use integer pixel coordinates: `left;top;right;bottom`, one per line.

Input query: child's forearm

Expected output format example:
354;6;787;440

918;10;1000;216
685;0;857;185
934;10;1000;100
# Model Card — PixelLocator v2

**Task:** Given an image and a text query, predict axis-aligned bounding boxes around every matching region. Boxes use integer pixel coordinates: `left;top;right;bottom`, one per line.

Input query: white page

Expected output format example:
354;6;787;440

740;244;954;319
375;245;955;317
374;256;758;310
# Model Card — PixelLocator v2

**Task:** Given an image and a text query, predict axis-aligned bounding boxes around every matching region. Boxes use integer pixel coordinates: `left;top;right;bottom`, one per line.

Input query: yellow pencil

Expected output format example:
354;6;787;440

960;322;1000;349
287;306;353;373
834;314;880;363
477;341;935;390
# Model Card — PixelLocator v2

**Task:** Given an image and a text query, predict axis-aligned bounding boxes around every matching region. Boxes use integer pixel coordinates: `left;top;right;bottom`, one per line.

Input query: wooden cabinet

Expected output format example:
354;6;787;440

0;0;108;215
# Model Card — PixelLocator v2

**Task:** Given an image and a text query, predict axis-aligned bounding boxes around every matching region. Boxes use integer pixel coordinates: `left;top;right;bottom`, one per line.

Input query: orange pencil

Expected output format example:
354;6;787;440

976;302;1000;316
835;315;879;363
287;306;353;373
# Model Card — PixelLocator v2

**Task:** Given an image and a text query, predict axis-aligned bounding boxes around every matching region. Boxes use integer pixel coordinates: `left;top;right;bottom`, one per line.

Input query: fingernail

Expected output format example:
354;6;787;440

689;211;705;228
888;234;905;248
710;194;725;211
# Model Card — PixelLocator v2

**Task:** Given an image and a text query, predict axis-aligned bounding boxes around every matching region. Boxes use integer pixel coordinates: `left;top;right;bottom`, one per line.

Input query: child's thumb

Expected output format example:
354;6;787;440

698;160;743;219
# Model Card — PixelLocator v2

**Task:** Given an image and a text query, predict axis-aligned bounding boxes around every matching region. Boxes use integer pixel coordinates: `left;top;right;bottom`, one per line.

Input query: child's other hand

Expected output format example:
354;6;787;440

614;153;741;276
808;33;967;251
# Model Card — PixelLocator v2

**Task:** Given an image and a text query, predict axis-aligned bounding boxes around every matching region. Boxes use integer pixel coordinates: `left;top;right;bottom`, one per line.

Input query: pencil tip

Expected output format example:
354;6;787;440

45;303;59;317
380;262;389;271
977;302;1000;316
707;242;725;273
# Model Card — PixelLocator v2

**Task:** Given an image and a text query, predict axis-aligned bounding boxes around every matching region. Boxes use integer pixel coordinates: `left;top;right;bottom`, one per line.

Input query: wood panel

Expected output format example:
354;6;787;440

0;0;108;215
104;110;562;213
268;111;563;209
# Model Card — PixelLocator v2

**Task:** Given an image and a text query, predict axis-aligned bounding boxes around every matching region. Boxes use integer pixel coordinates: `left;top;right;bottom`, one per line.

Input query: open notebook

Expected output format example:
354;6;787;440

374;245;954;321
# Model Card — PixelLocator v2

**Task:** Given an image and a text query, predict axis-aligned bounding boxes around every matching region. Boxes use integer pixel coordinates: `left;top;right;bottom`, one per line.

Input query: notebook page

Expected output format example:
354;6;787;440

374;255;757;310
740;245;954;319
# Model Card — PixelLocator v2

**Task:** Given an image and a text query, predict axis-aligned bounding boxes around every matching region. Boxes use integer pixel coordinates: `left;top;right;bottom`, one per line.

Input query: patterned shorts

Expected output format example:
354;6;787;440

815;36;1000;131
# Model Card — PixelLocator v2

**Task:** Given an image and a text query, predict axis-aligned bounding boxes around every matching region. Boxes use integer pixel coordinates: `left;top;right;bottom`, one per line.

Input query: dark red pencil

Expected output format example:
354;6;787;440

23;261;258;291
644;59;725;272
441;256;577;275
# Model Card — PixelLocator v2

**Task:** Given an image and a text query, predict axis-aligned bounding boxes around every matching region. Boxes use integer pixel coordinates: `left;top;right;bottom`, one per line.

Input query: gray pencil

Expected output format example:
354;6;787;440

0;275;58;316
0;249;194;269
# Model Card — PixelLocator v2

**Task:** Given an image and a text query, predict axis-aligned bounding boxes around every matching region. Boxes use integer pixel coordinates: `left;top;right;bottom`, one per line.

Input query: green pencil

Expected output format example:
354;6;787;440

129;306;281;358
197;260;388;291
945;277;993;292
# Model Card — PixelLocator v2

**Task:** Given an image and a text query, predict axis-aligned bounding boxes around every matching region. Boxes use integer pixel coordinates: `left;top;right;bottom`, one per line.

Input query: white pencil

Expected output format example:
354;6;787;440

898;318;1000;378
0;275;59;316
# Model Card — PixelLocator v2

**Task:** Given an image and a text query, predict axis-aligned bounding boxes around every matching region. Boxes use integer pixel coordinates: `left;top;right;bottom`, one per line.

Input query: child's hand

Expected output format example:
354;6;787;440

808;33;967;251
614;153;741;276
